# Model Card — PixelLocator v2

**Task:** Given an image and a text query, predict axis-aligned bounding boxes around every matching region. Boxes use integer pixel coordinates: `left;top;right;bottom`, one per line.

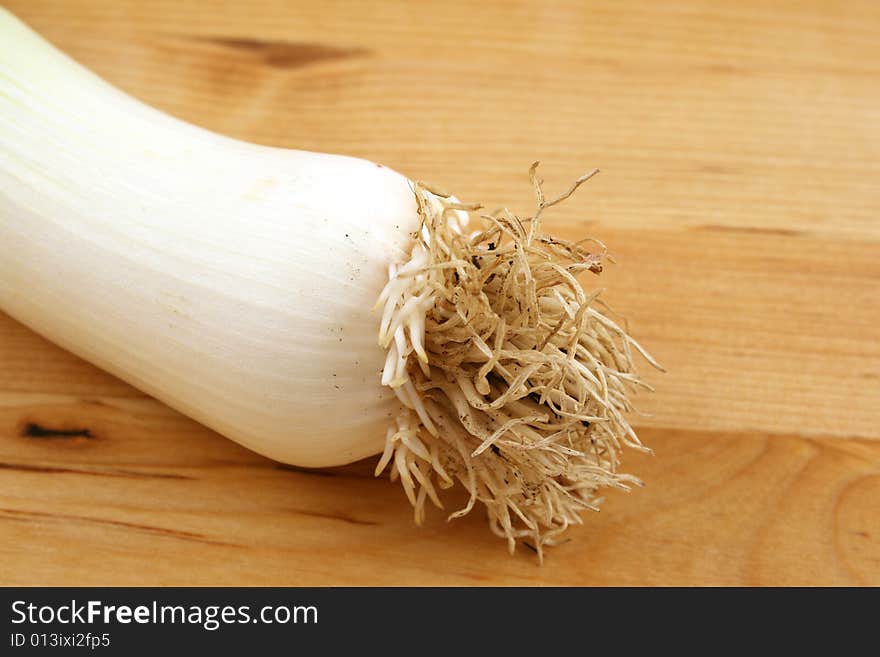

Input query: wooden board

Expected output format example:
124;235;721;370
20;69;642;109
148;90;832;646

1;0;878;585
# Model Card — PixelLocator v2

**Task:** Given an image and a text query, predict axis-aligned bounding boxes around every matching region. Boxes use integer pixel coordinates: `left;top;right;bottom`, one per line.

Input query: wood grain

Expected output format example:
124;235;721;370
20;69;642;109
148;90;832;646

1;0;878;585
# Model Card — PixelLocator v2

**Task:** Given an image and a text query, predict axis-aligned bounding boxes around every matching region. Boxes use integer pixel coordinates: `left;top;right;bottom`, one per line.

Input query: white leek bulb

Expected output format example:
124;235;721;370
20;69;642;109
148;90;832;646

0;8;416;466
0;9;660;556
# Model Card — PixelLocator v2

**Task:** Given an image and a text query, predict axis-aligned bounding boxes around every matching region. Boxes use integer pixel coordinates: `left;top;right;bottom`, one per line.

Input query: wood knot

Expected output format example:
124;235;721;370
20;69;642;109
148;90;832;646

21;422;96;440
